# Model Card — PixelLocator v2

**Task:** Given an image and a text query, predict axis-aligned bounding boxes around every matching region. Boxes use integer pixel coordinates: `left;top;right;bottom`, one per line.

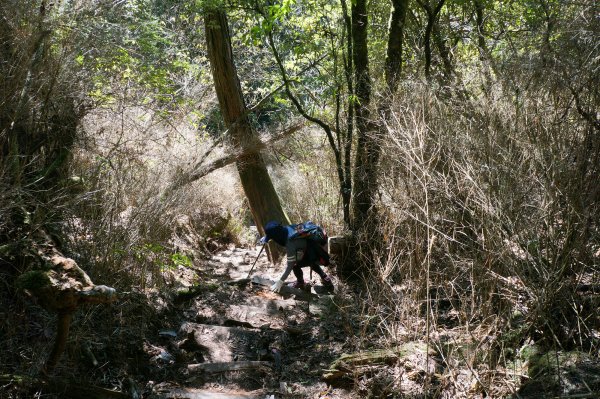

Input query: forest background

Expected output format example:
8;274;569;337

0;0;599;397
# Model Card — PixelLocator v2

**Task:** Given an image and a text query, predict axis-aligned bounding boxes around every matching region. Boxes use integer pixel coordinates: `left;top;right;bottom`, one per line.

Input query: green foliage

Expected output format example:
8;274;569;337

171;253;193;269
16;271;50;291
133;243;193;272
235;0;345;116
72;0;201;110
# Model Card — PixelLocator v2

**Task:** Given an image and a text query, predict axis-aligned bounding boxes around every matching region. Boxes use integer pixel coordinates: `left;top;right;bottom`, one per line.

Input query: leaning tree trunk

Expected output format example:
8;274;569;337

204;8;289;260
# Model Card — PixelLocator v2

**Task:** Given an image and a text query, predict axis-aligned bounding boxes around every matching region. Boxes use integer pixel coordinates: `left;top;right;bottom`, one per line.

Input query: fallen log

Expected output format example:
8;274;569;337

226;278;252;286
174;285;204;303
187;361;272;374
322;342;437;383
17;230;117;373
154;387;266;399
322;349;400;382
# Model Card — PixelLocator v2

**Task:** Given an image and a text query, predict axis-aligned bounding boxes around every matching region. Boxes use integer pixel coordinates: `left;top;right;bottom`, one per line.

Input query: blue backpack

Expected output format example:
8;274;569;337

289;221;330;265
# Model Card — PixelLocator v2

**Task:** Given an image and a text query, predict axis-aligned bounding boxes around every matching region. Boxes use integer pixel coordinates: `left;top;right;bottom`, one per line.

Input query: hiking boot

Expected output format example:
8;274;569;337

321;276;334;291
289;280;311;291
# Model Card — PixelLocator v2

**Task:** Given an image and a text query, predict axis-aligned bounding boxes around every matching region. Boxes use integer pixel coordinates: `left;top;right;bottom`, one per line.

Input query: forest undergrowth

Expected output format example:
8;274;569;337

1;1;599;397
3;78;599;397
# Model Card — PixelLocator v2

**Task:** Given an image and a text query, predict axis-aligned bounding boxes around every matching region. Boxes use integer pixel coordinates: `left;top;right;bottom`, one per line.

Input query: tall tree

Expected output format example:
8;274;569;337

349;0;378;230
385;0;410;94
351;0;409;227
416;0;445;81
256;0;411;275
204;6;289;259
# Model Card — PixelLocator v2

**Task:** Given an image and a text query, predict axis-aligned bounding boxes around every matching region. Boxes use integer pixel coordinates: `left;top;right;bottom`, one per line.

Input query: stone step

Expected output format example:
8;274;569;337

152;387;268;399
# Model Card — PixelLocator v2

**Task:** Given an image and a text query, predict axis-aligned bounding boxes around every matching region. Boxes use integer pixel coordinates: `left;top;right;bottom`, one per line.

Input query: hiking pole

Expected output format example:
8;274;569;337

246;243;266;279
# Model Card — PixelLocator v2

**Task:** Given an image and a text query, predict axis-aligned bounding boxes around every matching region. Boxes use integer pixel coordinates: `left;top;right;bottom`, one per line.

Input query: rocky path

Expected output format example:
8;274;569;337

147;245;351;399
140;245;600;399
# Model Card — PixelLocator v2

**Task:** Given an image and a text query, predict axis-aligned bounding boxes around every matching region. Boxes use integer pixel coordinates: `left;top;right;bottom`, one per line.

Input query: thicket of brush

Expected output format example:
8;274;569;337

1;0;598;397
349;43;599;396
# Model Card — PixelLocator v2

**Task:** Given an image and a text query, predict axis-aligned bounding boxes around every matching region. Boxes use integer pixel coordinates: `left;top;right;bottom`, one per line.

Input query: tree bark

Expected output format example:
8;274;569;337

474;0;492;88
432;21;453;82
351;0;409;229
343;0;410;278
340;0;354;228
418;0;445;81
350;0;378;230
474;0;487;56
204;8;289;260
385;0;410;94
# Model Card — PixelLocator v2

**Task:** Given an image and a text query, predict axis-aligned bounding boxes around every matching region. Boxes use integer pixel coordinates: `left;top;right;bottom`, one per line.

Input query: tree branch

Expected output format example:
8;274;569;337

266;31;349;212
166;123;304;193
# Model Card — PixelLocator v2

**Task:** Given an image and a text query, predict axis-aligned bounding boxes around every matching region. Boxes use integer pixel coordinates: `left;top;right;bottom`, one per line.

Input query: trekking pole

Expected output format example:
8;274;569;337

246;243;266;279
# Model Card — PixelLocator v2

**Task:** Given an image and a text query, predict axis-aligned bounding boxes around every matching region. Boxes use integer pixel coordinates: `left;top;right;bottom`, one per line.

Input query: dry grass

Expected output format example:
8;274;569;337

66;102;250;289
2;2;598;398
347;76;599;396
268;128;345;233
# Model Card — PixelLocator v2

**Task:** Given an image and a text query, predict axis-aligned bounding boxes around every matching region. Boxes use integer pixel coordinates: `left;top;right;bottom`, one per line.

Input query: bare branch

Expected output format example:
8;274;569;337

165;123;304;193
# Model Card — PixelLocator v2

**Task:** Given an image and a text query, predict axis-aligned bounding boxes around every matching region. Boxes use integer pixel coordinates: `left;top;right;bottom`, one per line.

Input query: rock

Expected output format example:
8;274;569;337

517;350;600;398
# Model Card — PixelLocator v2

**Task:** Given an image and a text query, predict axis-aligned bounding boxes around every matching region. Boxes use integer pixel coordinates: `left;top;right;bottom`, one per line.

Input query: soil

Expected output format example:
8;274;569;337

117;243;440;398
3;244;599;398
142;245;365;399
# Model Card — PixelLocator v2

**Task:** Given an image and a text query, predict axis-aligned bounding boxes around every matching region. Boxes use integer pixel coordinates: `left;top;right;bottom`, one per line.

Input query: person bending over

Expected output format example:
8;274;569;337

261;220;334;293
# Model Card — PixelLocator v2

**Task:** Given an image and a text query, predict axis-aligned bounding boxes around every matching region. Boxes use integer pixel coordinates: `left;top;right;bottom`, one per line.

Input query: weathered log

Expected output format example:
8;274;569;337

18;230;117;373
322;342;436;383
174;285;204;303
226;278;252;286
154;387;265;399
187;361;272;374
0;374;129;399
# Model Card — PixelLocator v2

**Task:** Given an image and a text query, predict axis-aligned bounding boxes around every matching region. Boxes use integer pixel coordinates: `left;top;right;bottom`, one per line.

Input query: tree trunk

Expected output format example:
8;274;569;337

473;0;496;90
381;0;409;121
432;21;453;82
340;0;354;228
204;8;289;260
350;0;377;229
418;0;445;81
474;0;487;56
385;0;410;94
344;0;410;278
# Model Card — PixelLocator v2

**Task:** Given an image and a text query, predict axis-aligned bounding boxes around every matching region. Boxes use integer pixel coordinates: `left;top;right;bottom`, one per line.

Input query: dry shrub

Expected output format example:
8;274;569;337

268;128;345;234
67;103;249;290
0;1;94;382
355;73;599;394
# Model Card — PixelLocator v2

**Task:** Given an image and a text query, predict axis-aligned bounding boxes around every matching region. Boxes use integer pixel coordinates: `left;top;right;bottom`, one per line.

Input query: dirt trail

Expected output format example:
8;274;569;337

143;246;600;399
148;245;351;399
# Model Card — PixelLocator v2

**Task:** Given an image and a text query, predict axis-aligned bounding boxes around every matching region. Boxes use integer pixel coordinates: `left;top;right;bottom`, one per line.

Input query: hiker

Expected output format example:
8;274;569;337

260;220;334;293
